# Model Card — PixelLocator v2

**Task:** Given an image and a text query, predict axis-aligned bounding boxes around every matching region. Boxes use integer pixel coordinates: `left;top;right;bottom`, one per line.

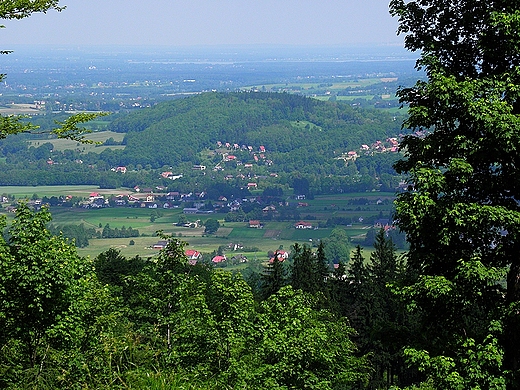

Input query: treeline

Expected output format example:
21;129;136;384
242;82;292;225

101;223;140;239
48;223;97;248
0;204;421;389
48;223;140;247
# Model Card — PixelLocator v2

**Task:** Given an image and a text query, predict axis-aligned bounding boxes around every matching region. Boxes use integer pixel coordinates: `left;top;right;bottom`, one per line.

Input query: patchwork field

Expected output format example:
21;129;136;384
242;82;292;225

0;185;132;199
0;186;397;261
28;131;126;153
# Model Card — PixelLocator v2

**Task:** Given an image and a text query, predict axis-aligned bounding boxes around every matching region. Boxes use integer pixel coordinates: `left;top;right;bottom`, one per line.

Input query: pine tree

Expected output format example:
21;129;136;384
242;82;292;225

290;243;316;293
315;241;330;290
260;251;287;300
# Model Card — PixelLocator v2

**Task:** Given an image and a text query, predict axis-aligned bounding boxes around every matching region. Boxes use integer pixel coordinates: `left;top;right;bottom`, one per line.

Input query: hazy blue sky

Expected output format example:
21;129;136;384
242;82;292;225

2;0;403;47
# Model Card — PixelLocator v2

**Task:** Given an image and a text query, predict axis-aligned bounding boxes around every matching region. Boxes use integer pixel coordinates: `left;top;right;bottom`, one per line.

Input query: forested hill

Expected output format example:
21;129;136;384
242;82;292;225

109;92;403;170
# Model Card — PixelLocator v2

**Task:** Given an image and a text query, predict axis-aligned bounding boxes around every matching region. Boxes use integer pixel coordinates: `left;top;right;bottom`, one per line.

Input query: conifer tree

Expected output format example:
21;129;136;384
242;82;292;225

290;243;329;295
260;250;287;300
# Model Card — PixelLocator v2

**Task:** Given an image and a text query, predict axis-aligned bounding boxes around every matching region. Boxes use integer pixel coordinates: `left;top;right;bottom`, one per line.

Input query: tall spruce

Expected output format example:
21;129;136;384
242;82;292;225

290;243;316;293
290;243;328;295
367;229;404;389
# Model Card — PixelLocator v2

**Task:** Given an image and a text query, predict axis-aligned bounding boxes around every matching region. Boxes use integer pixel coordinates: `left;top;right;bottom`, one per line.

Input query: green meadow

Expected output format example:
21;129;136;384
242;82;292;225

0;186;395;260
28;131;125;153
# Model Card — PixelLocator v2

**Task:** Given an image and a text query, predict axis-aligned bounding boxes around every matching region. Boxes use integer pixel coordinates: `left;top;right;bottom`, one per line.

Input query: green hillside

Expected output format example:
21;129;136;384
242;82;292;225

110;91;403;171
0;92;404;191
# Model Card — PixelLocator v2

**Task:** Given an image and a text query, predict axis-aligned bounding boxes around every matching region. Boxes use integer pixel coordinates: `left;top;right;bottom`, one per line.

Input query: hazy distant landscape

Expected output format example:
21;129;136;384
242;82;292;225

1;45;417;111
0;45;414;258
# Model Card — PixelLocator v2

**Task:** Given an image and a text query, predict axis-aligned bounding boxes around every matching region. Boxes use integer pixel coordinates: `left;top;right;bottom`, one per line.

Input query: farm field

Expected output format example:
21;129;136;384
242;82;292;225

28;131;125;153
0;186;397;261
241;78;391;92
0;103;42;115
0;185;132;199
240;78;400;105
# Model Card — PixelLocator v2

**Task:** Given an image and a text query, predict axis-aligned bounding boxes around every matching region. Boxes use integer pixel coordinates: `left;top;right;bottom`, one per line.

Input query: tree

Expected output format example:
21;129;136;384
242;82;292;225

290;243;318;294
390;0;520;387
260;251;287;300
369;229;398;285
1;1;106;142
177;214;188;226
94;248;145;288
250;287;370;389
0;1;63;21
0;204;85;368
366;229;406;388
321;227;351;266
204;218;220;234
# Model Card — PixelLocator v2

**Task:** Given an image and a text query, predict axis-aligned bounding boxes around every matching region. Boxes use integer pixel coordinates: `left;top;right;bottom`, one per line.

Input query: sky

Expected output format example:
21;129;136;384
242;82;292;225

1;0;403;47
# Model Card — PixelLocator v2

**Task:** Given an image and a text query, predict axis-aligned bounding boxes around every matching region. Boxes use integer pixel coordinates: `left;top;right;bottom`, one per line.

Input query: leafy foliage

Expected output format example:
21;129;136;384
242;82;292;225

390;0;520;387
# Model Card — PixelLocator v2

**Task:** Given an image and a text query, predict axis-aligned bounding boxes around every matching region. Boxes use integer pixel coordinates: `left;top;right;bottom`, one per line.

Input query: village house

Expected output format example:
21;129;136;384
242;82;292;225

249;220;261;228
88;192;106;208
185;249;202;261
269;249;290;263
161;171;183;180
294;221;313;229
263;205;276;213
153;240;168;250
113;195;127;206
166;192;180;200
374;218;393;230
212;255;226;263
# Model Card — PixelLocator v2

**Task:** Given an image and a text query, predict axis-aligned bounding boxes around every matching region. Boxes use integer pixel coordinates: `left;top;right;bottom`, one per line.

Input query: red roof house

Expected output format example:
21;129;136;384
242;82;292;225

185;249;202;260
294;221;313;229
212;255;226;263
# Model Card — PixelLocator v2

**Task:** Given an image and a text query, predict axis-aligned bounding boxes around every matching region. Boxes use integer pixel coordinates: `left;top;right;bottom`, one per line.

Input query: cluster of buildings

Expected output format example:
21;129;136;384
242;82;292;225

337;137;401;164
213;143;273;172
150;242;252;266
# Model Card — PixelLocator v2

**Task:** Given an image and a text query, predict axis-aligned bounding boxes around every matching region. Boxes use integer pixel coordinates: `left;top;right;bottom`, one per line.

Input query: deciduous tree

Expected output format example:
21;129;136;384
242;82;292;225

0;204;85;368
390;0;520;387
250;287;370;389
1;1;106;142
